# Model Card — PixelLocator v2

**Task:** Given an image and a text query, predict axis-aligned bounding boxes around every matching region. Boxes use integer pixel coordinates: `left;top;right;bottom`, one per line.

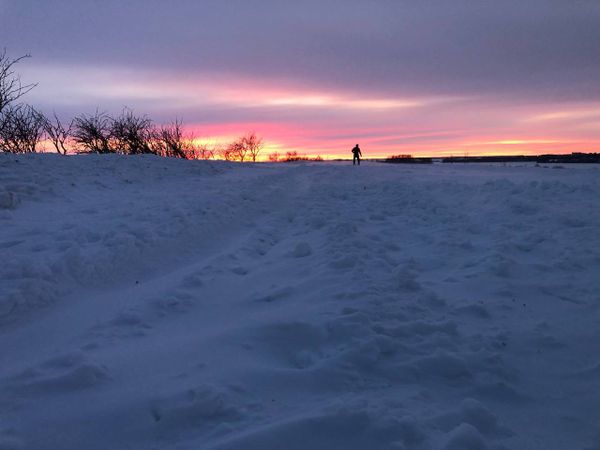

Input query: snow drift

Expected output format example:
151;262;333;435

1;154;599;449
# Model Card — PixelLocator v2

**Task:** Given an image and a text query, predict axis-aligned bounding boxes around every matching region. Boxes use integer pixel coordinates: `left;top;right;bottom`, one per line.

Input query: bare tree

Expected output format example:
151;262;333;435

43;112;72;155
152;119;193;159
72;109;113;153
192;142;215;160
0;104;46;153
111;108;153;154
210;144;224;160
232;141;247;161
227;137;248;162
243;132;263;162
219;145;235;161
268;152;280;162
224;132;264;162
178;131;216;160
0;50;36;116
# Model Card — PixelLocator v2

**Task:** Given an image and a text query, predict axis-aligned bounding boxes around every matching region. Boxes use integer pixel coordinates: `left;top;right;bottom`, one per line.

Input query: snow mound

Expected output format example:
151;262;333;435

1;156;599;449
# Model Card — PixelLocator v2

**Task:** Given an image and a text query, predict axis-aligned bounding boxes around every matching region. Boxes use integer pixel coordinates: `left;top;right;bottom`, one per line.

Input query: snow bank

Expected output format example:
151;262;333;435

1;155;599;449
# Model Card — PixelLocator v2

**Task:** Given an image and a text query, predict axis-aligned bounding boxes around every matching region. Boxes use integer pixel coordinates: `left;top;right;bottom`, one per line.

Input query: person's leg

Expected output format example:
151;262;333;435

357;157;360;165
353;156;356;165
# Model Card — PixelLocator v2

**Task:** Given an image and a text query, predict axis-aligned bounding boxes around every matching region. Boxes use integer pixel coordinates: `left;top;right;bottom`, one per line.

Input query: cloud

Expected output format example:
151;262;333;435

4;0;600;100
3;0;600;156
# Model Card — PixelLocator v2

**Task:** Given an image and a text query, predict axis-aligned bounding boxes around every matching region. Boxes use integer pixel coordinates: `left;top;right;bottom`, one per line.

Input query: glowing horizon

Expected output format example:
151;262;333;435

4;1;600;160
23;63;600;160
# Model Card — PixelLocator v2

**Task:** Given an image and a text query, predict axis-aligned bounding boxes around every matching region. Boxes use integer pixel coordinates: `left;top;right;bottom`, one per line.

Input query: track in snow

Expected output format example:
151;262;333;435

1;155;599;449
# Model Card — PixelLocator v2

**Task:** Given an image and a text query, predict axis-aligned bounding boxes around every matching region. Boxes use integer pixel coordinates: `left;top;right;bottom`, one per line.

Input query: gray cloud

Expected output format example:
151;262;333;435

2;0;600;101
2;0;600;157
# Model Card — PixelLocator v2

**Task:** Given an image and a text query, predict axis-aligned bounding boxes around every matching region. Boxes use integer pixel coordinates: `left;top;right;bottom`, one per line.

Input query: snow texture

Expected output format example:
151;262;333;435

1;154;600;449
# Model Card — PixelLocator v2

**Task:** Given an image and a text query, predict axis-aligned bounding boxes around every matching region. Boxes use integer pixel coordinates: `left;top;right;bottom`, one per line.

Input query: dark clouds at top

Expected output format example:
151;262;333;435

2;0;600;101
2;0;600;157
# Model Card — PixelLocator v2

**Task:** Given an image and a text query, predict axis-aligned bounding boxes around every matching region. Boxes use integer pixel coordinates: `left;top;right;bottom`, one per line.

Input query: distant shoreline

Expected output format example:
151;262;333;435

364;152;600;164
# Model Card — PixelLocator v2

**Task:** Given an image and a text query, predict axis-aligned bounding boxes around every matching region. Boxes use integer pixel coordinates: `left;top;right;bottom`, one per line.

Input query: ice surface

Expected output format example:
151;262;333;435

1;154;599;449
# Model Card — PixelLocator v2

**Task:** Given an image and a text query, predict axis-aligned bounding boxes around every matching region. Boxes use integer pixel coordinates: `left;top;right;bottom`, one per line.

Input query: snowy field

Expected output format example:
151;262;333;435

1;154;599;450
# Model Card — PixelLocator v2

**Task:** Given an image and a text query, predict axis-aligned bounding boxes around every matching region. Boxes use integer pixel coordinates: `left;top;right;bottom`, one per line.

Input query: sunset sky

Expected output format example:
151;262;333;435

2;0;600;158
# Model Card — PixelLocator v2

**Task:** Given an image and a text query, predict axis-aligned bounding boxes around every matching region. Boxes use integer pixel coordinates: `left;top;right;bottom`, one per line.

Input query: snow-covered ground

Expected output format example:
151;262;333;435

1;154;599;450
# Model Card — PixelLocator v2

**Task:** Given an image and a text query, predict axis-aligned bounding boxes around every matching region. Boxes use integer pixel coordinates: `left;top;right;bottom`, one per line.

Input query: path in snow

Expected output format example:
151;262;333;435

1;155;599;449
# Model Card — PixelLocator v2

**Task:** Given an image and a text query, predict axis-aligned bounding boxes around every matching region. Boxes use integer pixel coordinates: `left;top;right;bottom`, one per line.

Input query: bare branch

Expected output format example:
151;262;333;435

0;49;37;115
111;108;153;154
72;109;113;153
243;132;263;162
0;104;46;153
43;111;72;155
152;119;194;159
228;139;247;162
193;143;215;160
219;145;235;161
225;132;264;162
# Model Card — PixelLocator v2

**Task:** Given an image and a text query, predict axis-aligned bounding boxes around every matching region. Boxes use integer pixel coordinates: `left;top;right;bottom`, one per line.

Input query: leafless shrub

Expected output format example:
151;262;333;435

225;132;264;162
284;151;303;162
227;139;248;162
191;142;216;160
43;112;72;155
219;145;235;161
72;109;113;153
281;151;323;162
268;152;280;162
111;108;153;154
152;119;193;159
387;154;413;160
0;104;46;153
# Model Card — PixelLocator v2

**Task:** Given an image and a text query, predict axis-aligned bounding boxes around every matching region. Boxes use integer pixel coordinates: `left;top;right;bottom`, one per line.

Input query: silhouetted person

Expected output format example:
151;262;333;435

352;144;362;165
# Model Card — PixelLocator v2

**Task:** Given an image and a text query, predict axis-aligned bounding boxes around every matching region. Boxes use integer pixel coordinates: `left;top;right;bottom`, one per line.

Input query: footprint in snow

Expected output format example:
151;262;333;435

434;398;512;438
292;242;312;258
453;303;491;319
442;423;488;450
152;290;197;316
251;321;328;369
3;352;109;396
87;310;152;343
251;286;293;304
149;384;249;433
230;266;248;275
180;271;204;288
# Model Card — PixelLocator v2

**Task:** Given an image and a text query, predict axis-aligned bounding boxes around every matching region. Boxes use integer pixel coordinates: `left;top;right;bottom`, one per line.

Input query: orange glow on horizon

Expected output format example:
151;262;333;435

24;64;600;160
187;121;596;160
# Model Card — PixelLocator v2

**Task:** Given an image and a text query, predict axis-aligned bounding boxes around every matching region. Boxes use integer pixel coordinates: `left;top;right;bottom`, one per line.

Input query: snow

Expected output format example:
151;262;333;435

1;154;599;449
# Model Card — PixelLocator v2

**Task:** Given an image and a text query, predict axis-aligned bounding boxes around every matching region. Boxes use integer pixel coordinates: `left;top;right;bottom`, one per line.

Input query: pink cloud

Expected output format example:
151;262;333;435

24;64;600;159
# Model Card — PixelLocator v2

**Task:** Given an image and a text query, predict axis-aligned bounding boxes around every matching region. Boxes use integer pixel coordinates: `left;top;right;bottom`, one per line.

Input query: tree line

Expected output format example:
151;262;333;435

0;50;263;161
